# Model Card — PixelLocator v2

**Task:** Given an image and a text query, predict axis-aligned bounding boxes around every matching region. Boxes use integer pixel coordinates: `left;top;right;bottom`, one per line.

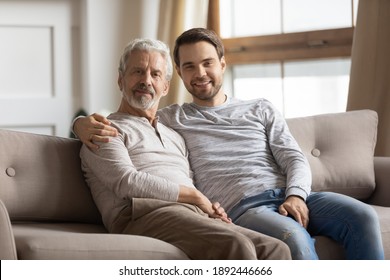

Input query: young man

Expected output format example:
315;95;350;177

79;37;291;260
75;28;384;260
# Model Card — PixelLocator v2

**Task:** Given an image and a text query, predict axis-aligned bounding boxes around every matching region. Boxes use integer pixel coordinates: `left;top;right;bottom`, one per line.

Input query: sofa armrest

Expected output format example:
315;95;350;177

367;157;390;207
0;199;17;259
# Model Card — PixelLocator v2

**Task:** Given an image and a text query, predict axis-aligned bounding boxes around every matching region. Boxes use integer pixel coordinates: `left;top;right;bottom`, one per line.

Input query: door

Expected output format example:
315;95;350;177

0;0;74;137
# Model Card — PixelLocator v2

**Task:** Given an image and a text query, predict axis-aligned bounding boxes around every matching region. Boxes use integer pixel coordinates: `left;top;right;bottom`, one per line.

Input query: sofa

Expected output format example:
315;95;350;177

1;109;389;260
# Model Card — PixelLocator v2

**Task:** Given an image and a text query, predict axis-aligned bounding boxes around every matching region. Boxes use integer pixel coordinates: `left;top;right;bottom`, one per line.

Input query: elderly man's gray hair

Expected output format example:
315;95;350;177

118;38;173;81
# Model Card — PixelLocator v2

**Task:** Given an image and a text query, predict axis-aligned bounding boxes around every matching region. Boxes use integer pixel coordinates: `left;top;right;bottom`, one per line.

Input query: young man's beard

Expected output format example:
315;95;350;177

190;82;222;101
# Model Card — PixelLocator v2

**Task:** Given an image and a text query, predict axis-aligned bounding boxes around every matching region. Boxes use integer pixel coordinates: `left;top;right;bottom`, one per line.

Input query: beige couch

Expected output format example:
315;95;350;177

1;109;389;260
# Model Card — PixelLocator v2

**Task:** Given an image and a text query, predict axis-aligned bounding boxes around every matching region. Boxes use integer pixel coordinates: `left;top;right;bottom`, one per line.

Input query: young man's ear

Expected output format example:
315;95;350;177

220;56;226;73
175;65;182;78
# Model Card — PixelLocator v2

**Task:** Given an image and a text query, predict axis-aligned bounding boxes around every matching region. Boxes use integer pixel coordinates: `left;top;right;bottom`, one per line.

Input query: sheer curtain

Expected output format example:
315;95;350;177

347;0;390;156
157;0;209;108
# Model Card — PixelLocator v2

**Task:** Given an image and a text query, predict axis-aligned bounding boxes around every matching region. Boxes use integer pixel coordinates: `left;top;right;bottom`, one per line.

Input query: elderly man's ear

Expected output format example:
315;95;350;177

117;73;123;91
162;81;170;96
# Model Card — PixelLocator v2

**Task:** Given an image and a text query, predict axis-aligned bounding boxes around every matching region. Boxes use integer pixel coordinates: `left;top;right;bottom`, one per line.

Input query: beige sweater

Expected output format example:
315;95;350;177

80;112;195;232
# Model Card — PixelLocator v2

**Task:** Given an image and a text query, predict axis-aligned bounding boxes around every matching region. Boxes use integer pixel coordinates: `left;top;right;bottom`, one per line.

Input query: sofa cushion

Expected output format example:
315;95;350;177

371;205;390;259
13;223;189;260
314;236;345;259
0;129;101;223
0;199;17;259
286;110;377;199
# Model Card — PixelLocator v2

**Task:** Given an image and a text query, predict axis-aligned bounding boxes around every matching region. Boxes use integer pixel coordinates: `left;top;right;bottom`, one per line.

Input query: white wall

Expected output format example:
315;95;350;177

0;0;161;132
0;0;74;137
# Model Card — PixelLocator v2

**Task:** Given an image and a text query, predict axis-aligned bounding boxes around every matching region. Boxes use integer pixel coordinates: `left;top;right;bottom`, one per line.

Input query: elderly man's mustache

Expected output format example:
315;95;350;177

135;84;156;96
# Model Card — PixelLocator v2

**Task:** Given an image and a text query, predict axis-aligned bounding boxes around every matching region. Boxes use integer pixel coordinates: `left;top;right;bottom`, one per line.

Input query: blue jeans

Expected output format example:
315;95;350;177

230;188;384;260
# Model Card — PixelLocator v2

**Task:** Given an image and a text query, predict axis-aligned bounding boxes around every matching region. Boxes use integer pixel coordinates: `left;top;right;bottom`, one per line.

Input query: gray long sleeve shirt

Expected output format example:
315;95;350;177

158;97;312;215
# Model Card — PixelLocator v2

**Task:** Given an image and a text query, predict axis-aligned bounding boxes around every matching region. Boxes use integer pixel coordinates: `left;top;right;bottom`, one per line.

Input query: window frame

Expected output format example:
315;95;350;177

207;0;355;65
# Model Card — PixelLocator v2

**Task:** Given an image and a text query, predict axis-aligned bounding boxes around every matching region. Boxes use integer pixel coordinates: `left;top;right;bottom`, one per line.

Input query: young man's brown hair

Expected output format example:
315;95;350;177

173;27;225;67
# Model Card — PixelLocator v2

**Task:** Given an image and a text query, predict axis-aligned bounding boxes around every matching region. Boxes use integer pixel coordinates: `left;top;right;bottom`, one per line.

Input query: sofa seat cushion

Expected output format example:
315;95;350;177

286;110;378;199
314;236;344;260
372;205;390;259
13;223;189;260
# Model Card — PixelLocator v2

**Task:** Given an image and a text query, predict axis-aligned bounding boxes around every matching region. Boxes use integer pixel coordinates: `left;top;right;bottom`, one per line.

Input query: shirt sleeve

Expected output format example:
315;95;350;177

261;100;312;200
70;115;84;139
80;131;180;202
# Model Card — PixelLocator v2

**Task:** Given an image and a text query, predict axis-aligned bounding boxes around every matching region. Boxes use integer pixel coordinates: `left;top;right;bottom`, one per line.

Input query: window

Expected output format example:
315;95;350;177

213;0;358;118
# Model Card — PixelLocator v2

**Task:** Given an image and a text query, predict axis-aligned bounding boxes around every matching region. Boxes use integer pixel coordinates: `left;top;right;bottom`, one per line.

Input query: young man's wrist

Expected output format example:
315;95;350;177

70;115;84;139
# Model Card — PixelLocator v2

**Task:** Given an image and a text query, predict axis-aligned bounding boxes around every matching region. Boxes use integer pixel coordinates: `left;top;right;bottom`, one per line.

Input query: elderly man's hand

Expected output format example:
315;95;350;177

212;202;232;223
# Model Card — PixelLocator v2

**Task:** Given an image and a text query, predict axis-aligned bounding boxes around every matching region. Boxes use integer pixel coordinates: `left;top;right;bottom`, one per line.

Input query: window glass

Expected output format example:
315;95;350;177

220;1;356;118
231;59;350;118
231;63;284;113
354;0;359;25
220;0;358;37
220;0;281;38
283;59;350;118
283;0;353;33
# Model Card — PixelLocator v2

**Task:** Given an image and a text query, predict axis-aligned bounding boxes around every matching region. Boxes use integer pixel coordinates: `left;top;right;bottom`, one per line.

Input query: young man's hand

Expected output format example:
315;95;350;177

74;113;118;150
279;195;309;228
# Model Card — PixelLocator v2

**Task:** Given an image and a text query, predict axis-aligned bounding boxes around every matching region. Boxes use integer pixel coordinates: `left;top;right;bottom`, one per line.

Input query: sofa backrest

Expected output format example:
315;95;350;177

0;129;102;224
286;109;378;200
0;110;378;223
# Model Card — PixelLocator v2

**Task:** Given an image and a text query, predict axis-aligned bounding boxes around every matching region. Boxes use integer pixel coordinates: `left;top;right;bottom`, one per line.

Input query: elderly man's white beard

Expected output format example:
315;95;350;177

123;89;157;110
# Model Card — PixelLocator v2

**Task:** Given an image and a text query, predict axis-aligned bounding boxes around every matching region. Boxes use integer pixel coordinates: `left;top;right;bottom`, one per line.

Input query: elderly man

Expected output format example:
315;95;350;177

79;37;291;260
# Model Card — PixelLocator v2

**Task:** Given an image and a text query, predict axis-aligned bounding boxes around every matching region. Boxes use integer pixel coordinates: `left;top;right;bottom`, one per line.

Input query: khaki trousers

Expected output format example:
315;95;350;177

113;199;291;260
